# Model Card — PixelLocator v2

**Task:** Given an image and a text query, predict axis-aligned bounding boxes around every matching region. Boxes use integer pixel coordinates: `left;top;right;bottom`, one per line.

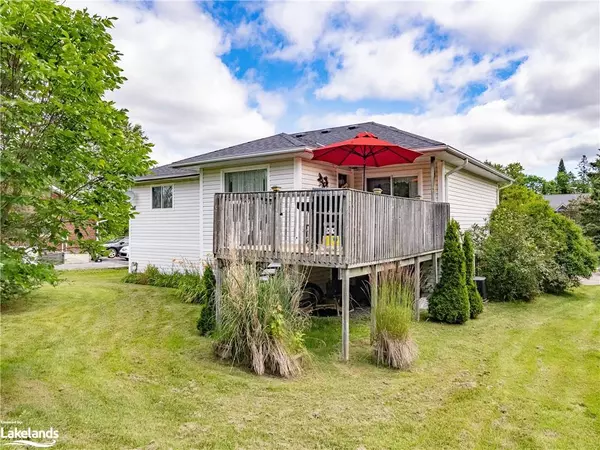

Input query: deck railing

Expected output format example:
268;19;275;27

213;189;450;268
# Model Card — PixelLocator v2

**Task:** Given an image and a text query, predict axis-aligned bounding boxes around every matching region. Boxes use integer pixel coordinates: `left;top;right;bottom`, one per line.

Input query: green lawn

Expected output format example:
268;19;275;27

1;270;599;449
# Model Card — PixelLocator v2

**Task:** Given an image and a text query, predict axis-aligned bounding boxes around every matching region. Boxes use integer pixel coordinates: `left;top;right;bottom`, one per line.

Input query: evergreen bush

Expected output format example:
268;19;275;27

463;232;483;318
196;264;216;335
428;220;470;324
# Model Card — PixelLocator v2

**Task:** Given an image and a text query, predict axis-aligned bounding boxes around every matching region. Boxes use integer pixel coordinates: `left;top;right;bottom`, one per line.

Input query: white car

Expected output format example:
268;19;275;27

119;245;129;260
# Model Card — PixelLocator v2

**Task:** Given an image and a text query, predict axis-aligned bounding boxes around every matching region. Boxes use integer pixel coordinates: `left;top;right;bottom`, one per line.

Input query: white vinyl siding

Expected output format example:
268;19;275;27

201;160;295;259
129;178;201;272
301;160;338;189
446;164;499;230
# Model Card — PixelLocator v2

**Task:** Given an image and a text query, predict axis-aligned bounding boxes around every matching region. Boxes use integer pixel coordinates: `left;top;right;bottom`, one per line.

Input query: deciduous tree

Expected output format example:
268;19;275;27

1;0;154;298
580;152;600;248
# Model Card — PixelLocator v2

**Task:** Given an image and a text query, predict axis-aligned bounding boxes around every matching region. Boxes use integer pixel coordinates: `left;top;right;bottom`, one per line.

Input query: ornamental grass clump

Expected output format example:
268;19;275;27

373;269;418;370
428;219;470;324
463;231;483;318
214;261;308;378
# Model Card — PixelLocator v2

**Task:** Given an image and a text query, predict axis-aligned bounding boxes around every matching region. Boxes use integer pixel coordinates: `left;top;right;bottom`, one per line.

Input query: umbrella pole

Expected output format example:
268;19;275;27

363;165;366;191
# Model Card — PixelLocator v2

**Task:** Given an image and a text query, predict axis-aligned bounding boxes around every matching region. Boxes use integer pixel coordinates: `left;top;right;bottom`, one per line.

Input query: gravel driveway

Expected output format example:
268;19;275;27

580;270;600;286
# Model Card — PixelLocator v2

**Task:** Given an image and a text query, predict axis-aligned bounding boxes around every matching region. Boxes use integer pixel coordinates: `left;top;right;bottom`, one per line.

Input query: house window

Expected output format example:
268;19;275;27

152;185;173;209
367;177;391;194
367;175;419;198
224;169;267;192
392;176;419;198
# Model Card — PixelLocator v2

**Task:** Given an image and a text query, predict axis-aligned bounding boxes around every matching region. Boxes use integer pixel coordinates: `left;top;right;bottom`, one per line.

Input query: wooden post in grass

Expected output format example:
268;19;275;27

414;260;421;321
214;259;222;326
341;268;350;361
370;264;378;344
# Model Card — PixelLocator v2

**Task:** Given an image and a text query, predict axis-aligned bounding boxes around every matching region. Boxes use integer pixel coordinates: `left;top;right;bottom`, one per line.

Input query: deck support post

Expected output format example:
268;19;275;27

370;264;378;344
214;259;223;327
432;252;439;284
413;260;421;321
341;268;350;362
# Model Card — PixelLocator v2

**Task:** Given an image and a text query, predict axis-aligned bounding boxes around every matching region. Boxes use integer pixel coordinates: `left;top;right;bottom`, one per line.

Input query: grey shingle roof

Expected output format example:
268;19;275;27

171;133;306;167
135;164;198;182
170;122;444;168
138;122;446;181
543;193;591;210
289;122;444;149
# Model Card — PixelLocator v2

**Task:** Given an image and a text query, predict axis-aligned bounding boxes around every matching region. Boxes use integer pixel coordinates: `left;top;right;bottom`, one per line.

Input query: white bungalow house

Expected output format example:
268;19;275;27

129;121;510;274
129;121;511;360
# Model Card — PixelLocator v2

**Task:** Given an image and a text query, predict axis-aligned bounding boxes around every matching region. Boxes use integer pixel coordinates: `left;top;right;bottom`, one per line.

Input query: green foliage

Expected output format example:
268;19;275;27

0;245;59;301
555;171;574;194
488;159;591;197
479;209;544;301
196;265;216;335
428;220;470;324
463;232;483;318
580;152;600;248
213;261;308;377
0;0;154;300
558;158;566;174
476;185;597;300
373;269;418;369
122;271;147;285
78;240;107;261
552;214;597;284
123;263;211;304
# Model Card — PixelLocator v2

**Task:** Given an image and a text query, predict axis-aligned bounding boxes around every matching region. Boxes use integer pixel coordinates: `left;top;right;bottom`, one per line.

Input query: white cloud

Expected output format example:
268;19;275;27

263;1;341;60
265;1;599;172
68;0;277;164
297;99;597;171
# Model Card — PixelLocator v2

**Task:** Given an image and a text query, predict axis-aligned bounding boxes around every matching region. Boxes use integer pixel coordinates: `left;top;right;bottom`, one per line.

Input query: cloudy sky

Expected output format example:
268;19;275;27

73;0;599;178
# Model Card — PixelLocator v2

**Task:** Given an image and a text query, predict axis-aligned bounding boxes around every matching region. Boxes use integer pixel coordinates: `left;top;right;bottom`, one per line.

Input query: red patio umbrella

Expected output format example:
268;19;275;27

311;131;423;191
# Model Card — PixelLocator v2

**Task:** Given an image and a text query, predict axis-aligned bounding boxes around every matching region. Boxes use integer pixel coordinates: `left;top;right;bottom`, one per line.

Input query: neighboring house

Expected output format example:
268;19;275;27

543;193;591;213
129;122;511;275
42;188;97;264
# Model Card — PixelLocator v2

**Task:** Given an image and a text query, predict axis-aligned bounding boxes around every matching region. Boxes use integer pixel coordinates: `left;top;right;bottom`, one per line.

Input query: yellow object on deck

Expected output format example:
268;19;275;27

324;235;340;248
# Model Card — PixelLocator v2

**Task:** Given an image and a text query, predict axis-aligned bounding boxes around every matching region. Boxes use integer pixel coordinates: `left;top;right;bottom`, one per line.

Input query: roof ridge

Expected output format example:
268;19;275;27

370;122;444;145
171;132;300;166
290;121;374;135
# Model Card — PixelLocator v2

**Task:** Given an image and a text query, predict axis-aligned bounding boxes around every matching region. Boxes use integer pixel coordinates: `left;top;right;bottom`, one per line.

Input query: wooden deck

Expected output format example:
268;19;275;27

213;188;450;361
213;189;450;269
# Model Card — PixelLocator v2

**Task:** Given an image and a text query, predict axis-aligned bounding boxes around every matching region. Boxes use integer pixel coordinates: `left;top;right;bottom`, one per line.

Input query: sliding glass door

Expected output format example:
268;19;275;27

224;169;267;193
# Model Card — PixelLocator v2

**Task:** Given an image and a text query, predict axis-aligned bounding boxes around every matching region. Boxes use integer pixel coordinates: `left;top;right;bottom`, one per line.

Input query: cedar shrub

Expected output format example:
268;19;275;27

197;264;217;336
428;220;470;324
463;232;483;318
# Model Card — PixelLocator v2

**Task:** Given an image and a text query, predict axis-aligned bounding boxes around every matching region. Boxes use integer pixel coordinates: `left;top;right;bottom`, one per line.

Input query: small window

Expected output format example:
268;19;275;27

152;185;173;209
367;177;392;194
